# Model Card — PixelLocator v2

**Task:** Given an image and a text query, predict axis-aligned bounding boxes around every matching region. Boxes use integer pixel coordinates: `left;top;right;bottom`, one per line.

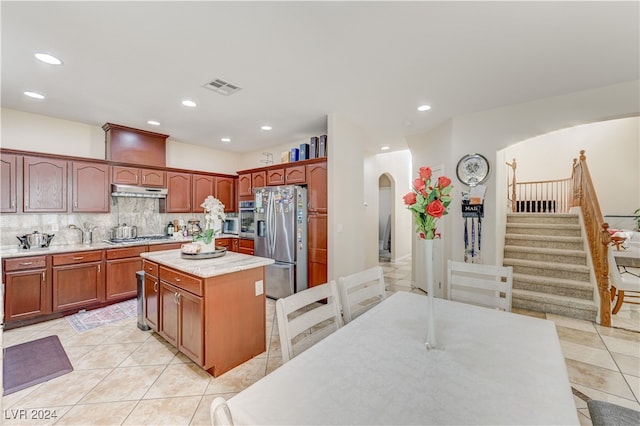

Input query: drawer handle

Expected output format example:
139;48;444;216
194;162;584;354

72;256;84;260
19;262;34;266
174;277;181;282
42;272;45;282
154;281;158;292
148;266;153;271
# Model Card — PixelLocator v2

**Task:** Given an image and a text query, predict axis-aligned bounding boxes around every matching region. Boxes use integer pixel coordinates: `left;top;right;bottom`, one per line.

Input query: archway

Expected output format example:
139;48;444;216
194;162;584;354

378;173;394;262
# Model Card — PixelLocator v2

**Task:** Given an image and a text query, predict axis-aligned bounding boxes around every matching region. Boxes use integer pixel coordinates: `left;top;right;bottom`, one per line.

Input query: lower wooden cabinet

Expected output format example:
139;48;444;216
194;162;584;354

159;281;204;365
216;237;239;252
105;246;146;301
143;260;160;330
238;238;254;255
3;256;50;322
52;251;104;311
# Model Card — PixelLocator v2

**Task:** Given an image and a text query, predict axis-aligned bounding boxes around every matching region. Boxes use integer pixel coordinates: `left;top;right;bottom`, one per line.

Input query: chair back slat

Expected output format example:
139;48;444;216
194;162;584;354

338;266;386;323
447;260;513;312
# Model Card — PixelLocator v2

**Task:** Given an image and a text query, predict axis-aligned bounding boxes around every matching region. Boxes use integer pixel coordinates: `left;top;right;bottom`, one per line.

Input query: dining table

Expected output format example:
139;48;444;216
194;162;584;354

227;291;579;425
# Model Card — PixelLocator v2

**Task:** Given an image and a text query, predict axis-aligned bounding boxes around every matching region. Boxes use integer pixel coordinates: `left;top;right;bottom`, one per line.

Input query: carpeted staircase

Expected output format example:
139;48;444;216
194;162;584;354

504;213;598;321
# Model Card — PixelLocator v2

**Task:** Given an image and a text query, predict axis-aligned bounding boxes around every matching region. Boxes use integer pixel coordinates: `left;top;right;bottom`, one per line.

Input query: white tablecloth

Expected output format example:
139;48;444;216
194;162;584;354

228;291;579;425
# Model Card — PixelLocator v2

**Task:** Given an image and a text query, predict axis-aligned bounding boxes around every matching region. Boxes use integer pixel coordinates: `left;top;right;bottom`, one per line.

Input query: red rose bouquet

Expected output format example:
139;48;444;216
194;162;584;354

403;166;453;239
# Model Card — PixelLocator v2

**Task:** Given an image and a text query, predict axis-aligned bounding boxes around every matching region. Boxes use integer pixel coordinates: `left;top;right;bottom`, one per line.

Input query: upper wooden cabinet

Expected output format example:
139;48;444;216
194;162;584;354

192;174;215;212
72;161;110;213
23;156;68;213
1;153;18;213
103;123;168;168
267;165;306;186
163;172;192;212
238;171;266;199
216;176;235;212
307;161;327;214
266;169;285;186
253;171;266;189
112;166;165;187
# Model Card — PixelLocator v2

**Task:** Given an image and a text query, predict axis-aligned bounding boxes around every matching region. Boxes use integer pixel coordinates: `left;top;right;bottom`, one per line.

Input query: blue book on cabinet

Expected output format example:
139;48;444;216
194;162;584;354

290;147;299;162
299;143;310;160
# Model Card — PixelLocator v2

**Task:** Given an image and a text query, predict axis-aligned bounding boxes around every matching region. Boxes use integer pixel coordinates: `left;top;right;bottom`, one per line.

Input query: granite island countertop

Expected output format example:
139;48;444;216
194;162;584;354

140;249;274;278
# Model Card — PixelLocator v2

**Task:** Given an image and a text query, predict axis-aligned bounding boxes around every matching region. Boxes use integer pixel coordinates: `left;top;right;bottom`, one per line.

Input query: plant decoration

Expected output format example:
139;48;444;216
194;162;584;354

403;166;453;240
194;196;226;245
634;208;640;231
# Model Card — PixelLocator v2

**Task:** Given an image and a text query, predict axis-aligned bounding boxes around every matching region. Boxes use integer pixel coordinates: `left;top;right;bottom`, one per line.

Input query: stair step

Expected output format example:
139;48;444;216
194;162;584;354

512;289;597;322
504;234;584;250
513;273;594;299
504;258;591;281
506;223;582;237
504;245;587;265
507;213;580;225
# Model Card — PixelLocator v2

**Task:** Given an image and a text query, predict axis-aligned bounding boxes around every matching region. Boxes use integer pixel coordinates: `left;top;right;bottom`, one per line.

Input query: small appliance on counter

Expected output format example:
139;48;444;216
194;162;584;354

17;231;55;249
223;217;239;235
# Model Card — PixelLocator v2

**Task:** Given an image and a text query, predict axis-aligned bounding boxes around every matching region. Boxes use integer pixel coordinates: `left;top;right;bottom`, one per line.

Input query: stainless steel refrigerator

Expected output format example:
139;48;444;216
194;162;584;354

254;185;308;299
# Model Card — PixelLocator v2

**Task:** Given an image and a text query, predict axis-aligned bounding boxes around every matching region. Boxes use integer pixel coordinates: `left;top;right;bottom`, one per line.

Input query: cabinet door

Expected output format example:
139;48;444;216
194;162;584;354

53;262;104;311
216;177;235;212
165;172;192;212
112;166;140;185
159;282;179;346
307;162;327;214
178;289;204;365
4;268;50;322
105;257;141;301
141;168;165;187
1;154;18;213
285;165;306;184
23;156;68;212
72;161;110;213
192;174;215;212
308;213;328;288
216;238;232;251
231;238;239;252
238;173;252;197
252;171;266;189
267;168;285;186
144;273;159;331
238;238;254;255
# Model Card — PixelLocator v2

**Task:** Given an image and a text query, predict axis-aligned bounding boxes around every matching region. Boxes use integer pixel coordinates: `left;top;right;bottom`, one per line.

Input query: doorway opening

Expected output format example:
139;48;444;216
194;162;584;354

379;173;393;262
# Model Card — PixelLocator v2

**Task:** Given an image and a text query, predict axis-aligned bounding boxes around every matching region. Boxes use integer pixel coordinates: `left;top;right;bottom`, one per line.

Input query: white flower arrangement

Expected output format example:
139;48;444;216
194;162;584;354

200;195;226;233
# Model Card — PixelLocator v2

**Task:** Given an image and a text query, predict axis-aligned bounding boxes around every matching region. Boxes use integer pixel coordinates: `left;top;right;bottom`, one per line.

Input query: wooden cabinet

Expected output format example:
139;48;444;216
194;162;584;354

72;161;110;213
192;174;215;212
143;259;160;330
285;165;306;184
104;123;167;168
23;155;68;213
149;242;183;251
216;237;238;252
105;246;146;301
307;161;328;287
238;238;254;255
163;172;192;212
216;176;235;213
238;171;266;199
52;251;104;311
1;154;18;213
112;166;166;187
266;168;285;186
3;256;51;322
158;267;204;365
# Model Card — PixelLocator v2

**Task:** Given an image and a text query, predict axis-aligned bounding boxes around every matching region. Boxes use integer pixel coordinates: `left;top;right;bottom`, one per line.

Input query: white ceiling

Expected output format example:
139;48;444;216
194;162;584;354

2;1;638;154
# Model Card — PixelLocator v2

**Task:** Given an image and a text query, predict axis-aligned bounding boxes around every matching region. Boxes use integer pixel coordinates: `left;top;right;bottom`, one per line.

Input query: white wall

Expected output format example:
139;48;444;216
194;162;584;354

166;140;241;175
503;117;639;216
407;80;640;270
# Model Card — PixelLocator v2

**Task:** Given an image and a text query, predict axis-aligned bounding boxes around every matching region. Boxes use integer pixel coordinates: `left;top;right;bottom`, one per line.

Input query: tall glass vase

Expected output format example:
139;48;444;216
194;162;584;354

423;238;440;350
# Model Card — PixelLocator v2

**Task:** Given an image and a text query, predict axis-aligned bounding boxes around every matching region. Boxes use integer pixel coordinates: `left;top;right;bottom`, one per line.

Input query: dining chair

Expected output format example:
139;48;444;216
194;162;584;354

587;399;640;426
210;396;234;426
447;260;513;311
337;266;386;323
608;248;640;314
276;280;343;362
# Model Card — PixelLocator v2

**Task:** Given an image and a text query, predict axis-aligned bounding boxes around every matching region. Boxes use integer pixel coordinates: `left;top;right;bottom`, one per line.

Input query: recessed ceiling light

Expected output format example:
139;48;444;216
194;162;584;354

182;100;197;107
35;53;62;65
417;104;431;112
24;91;45;99
147;120;160;126
381;146;390;151
221;138;231;143
261;125;272;131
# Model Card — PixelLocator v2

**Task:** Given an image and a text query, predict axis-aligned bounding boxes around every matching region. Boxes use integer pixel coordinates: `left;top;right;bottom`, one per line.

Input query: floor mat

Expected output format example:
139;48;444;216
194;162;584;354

66;298;137;333
3;335;73;396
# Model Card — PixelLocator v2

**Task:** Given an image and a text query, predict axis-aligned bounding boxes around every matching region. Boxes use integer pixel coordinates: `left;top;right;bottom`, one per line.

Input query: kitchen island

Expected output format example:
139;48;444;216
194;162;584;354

140;249;274;377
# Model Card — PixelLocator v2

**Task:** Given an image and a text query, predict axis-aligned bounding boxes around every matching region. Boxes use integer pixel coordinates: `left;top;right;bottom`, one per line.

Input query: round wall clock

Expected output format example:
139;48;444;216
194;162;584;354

456;153;490;187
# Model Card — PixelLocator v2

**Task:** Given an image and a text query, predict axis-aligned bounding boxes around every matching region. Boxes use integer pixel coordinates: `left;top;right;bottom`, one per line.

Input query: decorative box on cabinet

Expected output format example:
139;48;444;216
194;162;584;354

3;256;51;323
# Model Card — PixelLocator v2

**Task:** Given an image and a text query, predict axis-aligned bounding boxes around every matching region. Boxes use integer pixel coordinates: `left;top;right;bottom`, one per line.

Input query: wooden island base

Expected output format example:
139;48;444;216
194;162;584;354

140;250;274;377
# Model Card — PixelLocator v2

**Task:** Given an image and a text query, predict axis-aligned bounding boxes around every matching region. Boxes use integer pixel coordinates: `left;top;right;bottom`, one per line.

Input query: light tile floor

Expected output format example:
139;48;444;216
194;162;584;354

1;257;638;425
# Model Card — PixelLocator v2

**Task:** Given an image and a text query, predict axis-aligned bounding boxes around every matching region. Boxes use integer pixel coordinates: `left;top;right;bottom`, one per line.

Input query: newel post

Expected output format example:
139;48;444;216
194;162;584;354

599;223;612;327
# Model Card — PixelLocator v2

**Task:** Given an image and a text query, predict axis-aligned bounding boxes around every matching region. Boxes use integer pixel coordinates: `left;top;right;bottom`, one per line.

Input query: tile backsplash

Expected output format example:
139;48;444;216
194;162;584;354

0;197;231;249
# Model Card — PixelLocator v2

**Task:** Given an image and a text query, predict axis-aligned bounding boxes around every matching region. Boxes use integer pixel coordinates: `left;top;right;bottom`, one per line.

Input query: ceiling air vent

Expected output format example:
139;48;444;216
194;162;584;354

202;78;242;96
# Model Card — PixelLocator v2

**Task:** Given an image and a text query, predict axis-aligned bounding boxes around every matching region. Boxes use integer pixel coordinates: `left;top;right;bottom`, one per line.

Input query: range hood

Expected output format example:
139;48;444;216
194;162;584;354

111;184;168;198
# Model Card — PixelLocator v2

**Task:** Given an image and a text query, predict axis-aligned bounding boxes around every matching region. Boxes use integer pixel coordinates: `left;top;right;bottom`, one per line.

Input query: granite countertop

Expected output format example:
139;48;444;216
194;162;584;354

140;249;274;278
0;234;245;259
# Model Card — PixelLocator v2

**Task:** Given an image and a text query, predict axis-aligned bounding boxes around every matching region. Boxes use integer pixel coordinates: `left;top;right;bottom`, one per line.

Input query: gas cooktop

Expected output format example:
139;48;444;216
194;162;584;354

104;235;173;244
